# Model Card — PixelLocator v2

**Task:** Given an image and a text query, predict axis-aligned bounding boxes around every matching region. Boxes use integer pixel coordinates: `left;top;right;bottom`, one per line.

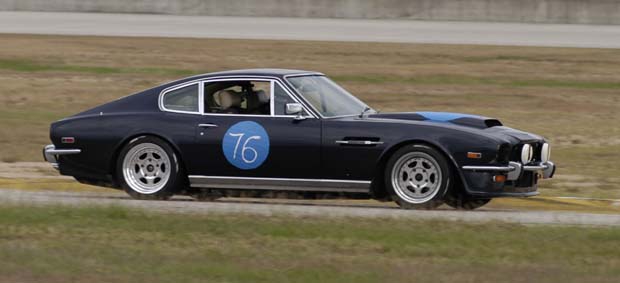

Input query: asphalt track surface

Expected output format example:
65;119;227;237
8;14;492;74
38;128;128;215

2;189;620;226
1;11;620;48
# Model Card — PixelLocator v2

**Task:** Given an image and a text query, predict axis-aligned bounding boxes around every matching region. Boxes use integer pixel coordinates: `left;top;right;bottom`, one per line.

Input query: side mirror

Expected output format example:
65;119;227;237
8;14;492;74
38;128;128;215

285;103;306;121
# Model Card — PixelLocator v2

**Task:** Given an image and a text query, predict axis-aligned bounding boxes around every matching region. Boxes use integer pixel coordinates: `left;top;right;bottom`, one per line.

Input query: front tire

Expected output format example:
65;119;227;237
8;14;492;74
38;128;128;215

116;136;182;200
385;144;451;209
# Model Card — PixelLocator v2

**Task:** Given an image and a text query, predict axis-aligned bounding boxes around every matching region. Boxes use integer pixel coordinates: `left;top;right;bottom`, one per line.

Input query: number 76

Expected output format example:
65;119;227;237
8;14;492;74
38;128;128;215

228;133;261;164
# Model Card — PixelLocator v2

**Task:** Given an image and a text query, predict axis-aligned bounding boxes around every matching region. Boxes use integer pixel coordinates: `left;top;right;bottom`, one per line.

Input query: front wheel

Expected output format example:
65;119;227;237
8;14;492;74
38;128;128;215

116;136;182;200
385;144;451;210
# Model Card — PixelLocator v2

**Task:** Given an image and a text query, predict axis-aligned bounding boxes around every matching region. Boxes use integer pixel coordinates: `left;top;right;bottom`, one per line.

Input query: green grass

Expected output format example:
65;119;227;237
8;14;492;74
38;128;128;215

0;204;619;283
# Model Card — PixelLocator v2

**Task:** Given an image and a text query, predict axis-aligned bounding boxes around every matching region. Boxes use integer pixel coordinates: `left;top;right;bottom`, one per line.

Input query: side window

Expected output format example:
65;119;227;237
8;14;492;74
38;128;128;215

162;84;199;113
204;81;271;115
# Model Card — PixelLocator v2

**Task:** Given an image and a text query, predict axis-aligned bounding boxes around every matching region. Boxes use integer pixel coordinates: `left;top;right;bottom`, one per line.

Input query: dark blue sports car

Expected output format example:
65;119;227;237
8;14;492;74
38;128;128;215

44;69;555;209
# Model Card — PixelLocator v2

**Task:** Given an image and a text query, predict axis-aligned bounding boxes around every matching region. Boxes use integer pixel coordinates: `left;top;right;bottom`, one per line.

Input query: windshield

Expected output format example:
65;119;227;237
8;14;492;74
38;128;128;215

286;75;371;117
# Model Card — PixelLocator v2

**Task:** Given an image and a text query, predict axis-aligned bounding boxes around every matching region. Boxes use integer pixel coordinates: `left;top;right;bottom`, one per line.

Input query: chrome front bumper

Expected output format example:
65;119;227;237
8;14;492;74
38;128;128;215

462;161;555;181
43;144;81;169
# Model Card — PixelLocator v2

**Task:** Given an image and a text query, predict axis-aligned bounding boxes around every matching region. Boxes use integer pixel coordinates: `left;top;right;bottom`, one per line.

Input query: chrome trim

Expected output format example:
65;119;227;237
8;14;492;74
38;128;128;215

285;103;303;115
335;140;384;146
159;81;202;115
270;80;276;115
198;81;205;114
46;148;81;155
158;75;317;119
198;123;218;128
542;161;555;179
462;161;555;180
506;161;522;181
188;175;371;193
43;144;81;169
461;165;516;172
523;164;549;171
282;72;325;79
523;161;556;179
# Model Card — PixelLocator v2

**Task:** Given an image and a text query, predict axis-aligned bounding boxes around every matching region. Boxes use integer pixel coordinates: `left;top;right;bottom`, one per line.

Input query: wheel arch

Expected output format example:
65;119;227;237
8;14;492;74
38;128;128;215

109;132;188;185
371;139;467;198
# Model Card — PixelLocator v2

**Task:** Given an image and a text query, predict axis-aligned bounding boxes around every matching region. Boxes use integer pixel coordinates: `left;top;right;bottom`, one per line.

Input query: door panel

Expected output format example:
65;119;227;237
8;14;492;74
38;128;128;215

189;116;321;178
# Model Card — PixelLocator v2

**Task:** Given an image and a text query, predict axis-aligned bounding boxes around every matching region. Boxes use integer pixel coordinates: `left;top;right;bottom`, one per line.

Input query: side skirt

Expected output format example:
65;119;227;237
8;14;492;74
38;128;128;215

188;176;371;193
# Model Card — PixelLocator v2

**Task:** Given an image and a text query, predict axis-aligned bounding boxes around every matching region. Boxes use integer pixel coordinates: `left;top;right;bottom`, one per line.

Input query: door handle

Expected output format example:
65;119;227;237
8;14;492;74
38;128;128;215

335;140;384;146
198;123;218;128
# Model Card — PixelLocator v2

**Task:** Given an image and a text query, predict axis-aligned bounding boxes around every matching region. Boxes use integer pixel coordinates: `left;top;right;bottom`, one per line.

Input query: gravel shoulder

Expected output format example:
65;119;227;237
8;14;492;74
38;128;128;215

2;188;620;226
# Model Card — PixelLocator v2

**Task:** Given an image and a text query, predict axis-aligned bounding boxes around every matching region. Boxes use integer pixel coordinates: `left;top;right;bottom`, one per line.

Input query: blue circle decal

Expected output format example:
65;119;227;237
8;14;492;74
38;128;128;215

222;121;270;170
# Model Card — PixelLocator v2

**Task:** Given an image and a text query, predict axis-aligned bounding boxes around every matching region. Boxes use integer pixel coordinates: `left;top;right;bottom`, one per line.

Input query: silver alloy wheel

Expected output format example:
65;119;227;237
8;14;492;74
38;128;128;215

391;152;443;204
122;142;171;194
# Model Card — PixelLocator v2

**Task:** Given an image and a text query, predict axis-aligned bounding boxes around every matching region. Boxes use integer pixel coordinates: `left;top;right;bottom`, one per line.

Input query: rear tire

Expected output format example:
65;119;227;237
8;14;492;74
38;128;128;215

385;144;451;210
116;136;182;200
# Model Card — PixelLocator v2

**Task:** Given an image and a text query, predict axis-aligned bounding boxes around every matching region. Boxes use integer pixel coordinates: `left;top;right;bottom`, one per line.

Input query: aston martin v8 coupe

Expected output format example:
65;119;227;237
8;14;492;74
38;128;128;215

44;69;555;209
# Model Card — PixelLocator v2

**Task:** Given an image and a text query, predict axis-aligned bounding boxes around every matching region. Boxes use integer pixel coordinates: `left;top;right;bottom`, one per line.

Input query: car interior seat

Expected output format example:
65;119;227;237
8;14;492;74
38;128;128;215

215;90;242;114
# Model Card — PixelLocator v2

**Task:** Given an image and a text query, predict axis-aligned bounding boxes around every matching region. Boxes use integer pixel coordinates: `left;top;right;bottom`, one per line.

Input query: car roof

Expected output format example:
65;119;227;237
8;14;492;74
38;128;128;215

192;68;324;79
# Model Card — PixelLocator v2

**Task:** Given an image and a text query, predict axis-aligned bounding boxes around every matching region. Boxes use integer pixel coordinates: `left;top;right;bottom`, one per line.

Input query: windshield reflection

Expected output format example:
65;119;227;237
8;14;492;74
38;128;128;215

286;75;371;117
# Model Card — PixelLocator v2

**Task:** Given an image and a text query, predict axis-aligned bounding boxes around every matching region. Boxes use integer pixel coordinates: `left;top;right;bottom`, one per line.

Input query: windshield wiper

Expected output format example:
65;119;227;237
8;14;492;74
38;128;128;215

359;107;374;118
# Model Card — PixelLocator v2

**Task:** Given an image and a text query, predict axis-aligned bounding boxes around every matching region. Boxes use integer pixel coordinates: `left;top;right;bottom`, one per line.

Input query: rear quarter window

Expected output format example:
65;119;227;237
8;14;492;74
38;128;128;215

162;84;199;113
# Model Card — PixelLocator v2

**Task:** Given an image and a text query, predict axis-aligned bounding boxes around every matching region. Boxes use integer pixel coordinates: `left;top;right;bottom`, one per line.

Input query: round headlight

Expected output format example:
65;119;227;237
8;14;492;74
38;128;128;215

521;144;533;164
541;143;551;163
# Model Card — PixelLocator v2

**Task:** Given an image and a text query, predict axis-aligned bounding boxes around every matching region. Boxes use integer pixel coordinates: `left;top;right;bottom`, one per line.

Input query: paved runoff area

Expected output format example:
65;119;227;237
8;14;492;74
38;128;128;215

1;11;620;48
2;189;620;226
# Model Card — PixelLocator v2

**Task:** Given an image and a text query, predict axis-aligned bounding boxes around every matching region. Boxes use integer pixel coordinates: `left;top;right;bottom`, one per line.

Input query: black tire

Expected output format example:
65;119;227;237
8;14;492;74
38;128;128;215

384;144;451;210
444;190;491;210
116;136;182;200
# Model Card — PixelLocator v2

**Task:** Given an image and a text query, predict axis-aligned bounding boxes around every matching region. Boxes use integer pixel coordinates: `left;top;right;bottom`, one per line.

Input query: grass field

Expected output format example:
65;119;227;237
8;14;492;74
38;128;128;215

0;204;619;283
0;34;619;198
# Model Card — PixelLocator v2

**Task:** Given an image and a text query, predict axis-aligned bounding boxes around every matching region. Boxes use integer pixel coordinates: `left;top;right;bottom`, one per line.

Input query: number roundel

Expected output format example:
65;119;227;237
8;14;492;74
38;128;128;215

222;121;270;170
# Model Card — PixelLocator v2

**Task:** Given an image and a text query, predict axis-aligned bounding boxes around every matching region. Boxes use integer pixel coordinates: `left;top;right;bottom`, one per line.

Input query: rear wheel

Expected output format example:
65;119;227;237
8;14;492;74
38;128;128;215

385;144;451;209
116;136;182;200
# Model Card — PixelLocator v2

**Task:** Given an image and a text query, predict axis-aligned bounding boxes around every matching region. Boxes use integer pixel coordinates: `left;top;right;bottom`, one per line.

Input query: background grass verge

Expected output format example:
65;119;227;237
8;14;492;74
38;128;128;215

0;204;619;283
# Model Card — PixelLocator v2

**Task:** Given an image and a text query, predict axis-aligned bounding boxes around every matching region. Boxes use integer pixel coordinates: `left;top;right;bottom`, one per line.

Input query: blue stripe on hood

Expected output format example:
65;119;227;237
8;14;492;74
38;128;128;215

415;112;479;122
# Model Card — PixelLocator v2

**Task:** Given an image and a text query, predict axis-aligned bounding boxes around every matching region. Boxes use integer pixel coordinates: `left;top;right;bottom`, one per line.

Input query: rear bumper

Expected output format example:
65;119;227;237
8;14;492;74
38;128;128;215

460;161;555;197
43;144;81;169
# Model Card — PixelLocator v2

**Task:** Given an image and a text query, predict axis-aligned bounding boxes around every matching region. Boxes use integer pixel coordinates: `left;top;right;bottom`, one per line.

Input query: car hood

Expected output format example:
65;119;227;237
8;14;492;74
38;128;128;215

368;112;503;129
367;111;543;144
